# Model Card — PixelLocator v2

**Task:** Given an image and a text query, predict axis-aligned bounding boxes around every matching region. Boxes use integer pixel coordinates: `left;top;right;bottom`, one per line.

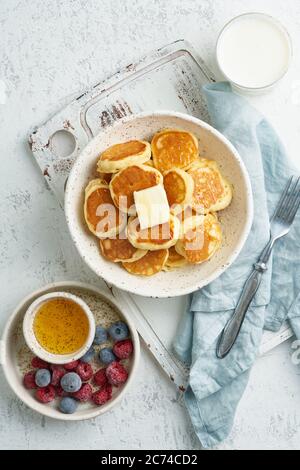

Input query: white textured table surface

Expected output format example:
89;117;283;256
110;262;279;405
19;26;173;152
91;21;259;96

1;0;300;450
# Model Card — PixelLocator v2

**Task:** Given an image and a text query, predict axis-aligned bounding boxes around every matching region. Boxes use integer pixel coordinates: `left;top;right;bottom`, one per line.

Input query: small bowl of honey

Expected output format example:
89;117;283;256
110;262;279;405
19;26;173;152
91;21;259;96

23;292;96;364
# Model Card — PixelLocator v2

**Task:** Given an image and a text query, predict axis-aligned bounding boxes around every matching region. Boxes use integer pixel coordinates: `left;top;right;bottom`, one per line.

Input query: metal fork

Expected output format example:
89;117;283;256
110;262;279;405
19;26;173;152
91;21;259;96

217;176;300;359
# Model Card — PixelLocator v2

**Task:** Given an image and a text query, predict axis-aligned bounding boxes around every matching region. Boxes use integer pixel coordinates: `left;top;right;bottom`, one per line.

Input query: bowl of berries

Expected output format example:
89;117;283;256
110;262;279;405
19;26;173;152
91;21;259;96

0;282;140;420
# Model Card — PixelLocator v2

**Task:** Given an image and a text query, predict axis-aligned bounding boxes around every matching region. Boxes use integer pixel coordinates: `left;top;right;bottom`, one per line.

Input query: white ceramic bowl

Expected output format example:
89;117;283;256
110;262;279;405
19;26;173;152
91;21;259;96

23;291;96;364
65;111;253;297
0;281;140;421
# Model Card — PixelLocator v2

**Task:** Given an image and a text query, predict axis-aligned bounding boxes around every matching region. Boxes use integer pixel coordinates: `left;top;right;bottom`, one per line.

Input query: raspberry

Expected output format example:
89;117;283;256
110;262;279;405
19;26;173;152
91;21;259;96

23;370;37;389
56;385;68;397
63;360;79;371
51;367;65;386
72;383;93;402
93;368;108;387
113;339;133;359
35;385;56;403
50;364;62;371
106;361;128;386
76;362;93;382
31;356;49;369
92;384;112;406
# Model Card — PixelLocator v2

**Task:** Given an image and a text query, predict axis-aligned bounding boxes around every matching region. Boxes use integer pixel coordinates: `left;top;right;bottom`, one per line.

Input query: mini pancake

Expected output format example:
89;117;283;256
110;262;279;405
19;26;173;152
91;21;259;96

188;159;232;213
175;213;222;264
152;129;199;173
109;164;163;214
97;140;151;173
163;168;194;208
127;214;180;251
163;246;188;271
122;249;168;276
100;233;147;263
84;179;127;238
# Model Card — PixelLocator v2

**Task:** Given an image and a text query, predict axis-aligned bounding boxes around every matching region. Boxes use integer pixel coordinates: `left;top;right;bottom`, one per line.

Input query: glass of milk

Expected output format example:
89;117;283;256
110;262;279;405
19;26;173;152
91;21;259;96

216;12;292;93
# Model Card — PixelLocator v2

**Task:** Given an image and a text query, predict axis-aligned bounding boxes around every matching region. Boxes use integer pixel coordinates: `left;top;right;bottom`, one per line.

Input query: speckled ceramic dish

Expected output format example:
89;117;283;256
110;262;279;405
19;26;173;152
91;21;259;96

65;111;253;297
0;282;140;421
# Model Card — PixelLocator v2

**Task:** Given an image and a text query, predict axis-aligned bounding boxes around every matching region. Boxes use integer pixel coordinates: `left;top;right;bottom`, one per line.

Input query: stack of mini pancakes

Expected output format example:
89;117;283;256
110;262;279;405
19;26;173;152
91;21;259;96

84;129;232;276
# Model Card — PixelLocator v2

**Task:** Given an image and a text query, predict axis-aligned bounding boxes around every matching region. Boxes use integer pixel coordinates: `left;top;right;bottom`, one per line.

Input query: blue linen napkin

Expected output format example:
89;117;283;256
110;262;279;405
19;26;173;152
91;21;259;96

173;82;300;449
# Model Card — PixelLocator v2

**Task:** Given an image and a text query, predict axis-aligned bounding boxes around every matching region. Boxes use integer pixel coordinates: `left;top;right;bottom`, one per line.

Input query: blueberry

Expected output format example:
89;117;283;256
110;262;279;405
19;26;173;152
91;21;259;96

99;347;116;365
108;321;129;341
60;372;82;393
80;346;95;363
35;369;51;387
59;397;78;414
93;325;108;345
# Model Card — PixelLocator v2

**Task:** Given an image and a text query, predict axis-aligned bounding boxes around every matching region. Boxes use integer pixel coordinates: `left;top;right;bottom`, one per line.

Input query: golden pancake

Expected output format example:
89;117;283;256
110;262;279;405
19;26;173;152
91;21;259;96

163;168;194;209
109;164;163;214
188;159;232;213
175;213;222;264
152;129;199;173
127;214;180;251
84;179;127;238
97;140;151;173
122;249;168;276
163;246;188;271
100;233;147;263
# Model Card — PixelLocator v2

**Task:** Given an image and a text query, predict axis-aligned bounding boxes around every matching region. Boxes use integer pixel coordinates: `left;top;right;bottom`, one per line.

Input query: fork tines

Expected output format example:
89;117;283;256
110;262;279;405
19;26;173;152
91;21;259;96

274;175;300;223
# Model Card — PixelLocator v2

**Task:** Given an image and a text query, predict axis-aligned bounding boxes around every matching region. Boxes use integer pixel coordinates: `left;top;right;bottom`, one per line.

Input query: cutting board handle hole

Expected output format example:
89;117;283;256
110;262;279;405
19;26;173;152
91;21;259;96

50;130;77;158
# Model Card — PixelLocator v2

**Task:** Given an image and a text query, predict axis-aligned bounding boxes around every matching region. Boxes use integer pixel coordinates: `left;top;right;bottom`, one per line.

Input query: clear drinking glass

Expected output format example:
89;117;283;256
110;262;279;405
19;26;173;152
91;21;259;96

216;12;292;94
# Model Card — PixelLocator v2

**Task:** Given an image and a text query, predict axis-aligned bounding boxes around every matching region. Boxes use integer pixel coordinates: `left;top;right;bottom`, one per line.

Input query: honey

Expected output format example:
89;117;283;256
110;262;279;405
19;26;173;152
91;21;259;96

33;298;90;355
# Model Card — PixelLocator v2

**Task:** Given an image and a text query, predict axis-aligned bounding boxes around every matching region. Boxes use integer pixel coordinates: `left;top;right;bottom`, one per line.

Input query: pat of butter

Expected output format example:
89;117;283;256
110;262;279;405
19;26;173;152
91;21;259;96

134;185;170;230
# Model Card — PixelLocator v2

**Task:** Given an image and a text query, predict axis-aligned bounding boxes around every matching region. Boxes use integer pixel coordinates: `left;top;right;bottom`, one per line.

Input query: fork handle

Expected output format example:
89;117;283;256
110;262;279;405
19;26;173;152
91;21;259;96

258;237;275;265
216;262;267;359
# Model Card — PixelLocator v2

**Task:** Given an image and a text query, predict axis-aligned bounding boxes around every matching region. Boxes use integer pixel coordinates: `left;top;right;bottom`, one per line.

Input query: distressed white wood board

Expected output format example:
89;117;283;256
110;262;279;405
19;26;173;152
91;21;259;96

29;39;293;389
29;40;213;205
30;39;213;391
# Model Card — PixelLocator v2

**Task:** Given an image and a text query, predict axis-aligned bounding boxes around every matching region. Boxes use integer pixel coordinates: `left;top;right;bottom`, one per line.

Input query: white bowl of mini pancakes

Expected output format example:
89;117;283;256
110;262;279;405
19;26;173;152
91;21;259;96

65;111;253;298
